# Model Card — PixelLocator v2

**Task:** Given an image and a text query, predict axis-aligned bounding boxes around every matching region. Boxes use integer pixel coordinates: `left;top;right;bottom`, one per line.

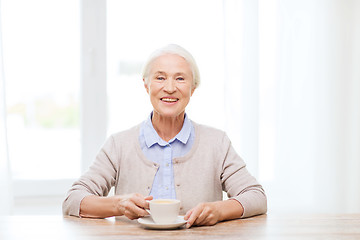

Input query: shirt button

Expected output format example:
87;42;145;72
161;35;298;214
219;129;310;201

165;187;169;190
166;163;169;167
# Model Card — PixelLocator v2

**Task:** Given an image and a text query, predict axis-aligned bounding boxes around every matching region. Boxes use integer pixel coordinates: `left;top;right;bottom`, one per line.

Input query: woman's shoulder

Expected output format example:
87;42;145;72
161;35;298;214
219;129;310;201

109;123;142;143
192;121;226;136
190;121;232;158
192;121;229;143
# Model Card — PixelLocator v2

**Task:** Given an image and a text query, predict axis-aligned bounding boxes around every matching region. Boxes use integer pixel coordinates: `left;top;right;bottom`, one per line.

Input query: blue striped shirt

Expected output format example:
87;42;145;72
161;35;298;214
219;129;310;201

139;112;194;199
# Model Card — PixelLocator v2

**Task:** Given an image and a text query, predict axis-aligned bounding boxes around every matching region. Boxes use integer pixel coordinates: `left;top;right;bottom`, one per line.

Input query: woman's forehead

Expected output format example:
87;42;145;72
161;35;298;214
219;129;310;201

149;54;192;73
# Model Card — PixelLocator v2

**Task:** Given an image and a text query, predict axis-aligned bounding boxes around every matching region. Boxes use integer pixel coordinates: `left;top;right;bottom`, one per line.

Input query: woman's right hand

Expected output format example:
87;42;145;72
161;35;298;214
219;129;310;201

79;193;153;219
116;193;153;220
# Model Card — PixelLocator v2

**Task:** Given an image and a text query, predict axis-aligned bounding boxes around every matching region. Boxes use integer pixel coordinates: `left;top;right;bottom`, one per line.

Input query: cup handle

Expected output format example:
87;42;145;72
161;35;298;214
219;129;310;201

145;200;151;215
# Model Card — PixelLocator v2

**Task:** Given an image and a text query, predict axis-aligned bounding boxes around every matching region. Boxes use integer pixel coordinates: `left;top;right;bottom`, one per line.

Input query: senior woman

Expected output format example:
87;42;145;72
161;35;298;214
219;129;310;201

62;44;267;228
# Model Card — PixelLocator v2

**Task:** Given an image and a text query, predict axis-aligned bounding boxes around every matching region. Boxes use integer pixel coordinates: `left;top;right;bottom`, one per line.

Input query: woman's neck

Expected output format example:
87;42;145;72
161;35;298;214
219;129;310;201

151;111;185;142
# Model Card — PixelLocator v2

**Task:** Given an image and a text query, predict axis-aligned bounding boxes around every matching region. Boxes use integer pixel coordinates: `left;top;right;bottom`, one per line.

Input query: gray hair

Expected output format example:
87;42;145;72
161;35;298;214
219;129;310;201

141;44;200;89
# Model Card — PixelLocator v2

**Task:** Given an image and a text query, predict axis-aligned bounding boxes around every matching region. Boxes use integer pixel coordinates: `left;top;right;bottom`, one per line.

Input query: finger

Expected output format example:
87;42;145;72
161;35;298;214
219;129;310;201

194;204;219;226
137;208;150;217
131;194;148;209
186;205;204;228
134;195;153;216
144;196;153;210
122;201;139;219
144;195;153;201
124;201;149;219
122;194;148;219
193;208;208;226
184;209;194;220
196;212;215;226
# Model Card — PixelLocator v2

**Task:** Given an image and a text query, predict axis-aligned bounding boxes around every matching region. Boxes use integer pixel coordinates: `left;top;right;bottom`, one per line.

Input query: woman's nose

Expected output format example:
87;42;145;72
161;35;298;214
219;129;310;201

163;79;176;93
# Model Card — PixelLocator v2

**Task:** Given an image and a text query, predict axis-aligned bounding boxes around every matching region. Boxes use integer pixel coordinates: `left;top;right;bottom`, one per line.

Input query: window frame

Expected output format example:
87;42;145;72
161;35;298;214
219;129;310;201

12;0;107;198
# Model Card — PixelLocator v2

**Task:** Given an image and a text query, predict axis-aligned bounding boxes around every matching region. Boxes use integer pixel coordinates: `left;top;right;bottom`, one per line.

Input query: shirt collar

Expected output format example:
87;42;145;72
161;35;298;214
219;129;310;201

143;112;192;148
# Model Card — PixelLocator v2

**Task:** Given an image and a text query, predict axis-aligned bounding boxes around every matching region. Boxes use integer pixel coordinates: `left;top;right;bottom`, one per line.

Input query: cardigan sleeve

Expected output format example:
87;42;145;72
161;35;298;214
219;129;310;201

62;135;118;217
220;134;267;218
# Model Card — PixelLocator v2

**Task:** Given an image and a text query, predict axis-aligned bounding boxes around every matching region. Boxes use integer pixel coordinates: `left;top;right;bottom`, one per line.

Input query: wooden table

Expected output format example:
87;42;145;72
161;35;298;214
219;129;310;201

1;214;359;240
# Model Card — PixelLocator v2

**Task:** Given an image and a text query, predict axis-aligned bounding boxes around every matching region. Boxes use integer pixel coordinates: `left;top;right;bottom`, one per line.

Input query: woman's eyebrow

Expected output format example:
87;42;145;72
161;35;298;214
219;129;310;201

153;71;188;76
174;72;188;76
154;71;167;75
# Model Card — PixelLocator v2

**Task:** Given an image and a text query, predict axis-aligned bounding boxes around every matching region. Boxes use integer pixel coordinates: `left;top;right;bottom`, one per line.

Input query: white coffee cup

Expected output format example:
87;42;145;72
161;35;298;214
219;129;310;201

148;199;180;224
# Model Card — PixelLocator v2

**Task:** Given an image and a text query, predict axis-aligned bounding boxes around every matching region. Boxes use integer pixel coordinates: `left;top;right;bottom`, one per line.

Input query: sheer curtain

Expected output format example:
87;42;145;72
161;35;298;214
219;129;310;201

1;0;359;216
224;0;360;213
0;3;12;214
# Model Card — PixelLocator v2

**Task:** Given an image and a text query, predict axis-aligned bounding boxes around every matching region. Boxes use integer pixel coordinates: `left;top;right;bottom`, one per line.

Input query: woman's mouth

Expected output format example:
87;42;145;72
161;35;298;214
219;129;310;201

161;97;179;103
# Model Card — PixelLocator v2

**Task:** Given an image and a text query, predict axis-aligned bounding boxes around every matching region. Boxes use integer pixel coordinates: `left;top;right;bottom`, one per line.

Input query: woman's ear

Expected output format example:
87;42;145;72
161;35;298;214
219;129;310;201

190;87;196;96
143;78;149;94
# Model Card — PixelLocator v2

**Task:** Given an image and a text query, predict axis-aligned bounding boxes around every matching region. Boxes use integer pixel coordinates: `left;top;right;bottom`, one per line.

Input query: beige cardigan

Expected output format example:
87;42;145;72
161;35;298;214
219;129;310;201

62;122;267;218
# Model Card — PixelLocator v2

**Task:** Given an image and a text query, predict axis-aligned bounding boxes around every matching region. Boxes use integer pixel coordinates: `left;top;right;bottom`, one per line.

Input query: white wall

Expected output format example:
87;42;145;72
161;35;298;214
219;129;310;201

258;0;360;213
0;11;12;214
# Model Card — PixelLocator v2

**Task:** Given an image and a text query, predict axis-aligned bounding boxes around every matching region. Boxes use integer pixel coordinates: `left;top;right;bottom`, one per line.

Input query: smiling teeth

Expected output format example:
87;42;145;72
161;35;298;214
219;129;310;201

162;98;177;102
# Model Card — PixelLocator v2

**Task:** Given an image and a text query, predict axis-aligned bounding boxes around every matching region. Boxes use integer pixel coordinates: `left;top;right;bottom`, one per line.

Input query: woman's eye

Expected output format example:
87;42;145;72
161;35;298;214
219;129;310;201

156;76;165;80
176;77;184;81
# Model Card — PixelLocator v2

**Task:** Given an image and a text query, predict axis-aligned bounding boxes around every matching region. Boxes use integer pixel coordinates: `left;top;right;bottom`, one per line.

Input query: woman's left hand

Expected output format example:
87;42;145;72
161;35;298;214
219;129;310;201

184;199;244;228
184;202;222;228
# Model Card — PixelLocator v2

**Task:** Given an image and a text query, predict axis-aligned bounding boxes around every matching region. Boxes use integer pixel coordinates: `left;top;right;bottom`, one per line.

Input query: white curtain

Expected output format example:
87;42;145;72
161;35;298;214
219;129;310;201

0;1;12;215
224;0;360;213
0;0;359;216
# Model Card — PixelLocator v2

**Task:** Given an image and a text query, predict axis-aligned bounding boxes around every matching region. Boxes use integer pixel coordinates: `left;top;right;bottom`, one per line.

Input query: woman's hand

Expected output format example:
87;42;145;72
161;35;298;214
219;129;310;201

116;193;153;220
184;199;244;228
79;193;153;219
184;202;222;228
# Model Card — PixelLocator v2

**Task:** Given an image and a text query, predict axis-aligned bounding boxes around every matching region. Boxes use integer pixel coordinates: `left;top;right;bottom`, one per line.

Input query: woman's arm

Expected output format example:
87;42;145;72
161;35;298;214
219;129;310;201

63;135;119;217
79;194;152;219
184;132;266;228
220;134;267;218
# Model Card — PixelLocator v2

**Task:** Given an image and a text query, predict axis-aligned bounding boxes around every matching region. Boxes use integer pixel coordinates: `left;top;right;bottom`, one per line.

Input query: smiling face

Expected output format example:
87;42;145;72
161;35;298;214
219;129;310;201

144;53;195;120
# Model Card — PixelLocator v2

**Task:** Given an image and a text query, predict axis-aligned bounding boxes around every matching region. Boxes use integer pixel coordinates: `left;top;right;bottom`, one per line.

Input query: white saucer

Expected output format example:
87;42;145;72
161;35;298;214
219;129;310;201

138;216;187;230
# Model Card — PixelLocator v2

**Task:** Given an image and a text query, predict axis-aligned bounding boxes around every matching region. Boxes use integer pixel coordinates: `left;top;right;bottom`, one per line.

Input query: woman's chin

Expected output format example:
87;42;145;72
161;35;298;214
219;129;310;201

153;110;185;119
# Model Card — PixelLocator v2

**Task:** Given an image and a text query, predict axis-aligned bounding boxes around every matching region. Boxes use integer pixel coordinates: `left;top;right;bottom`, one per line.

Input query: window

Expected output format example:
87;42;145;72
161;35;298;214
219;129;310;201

106;0;226;135
3;0;81;181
